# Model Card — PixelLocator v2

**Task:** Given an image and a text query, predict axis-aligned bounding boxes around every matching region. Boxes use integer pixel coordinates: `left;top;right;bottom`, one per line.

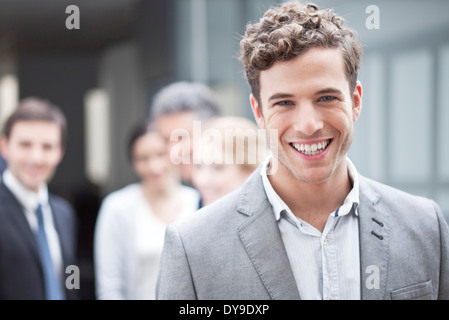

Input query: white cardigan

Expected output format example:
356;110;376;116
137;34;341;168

94;183;200;300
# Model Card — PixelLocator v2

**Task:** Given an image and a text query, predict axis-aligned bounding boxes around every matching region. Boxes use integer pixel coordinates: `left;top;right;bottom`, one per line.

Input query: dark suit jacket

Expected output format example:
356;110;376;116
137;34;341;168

0;181;78;300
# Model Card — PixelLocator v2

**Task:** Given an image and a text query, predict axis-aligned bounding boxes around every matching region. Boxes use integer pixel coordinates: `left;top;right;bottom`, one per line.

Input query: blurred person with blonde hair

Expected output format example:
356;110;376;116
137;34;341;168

192;116;266;206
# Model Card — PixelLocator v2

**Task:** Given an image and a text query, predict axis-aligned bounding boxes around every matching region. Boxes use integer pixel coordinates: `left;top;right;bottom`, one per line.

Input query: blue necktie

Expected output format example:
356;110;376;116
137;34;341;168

35;204;64;300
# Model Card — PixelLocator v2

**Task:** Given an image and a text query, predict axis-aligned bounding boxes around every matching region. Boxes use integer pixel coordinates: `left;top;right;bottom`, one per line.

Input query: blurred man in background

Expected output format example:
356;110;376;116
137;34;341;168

150;81;221;188
0;97;78;300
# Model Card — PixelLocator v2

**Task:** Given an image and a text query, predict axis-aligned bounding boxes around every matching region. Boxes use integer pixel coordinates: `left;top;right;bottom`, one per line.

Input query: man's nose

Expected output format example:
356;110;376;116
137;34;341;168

29;146;45;164
292;102;323;136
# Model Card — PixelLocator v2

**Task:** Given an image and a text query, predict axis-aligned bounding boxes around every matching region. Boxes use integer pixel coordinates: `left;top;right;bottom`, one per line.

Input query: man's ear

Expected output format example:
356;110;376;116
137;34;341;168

352;81;362;122
57;146;66;164
250;93;266;129
0;135;9;161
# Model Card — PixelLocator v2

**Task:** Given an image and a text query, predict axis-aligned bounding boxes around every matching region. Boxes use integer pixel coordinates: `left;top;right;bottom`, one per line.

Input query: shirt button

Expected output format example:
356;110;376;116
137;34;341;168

327;295;335;300
323;238;328;245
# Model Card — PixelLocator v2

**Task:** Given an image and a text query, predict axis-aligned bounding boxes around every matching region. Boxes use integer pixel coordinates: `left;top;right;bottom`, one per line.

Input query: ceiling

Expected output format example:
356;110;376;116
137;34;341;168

2;0;449;54
0;0;140;53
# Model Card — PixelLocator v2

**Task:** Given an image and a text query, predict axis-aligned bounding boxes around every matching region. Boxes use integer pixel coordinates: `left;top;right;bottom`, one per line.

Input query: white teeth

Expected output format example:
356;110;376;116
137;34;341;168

292;140;330;156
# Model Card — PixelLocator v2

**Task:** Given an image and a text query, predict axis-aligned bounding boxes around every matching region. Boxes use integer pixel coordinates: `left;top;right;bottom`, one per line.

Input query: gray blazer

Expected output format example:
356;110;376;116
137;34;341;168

156;168;449;300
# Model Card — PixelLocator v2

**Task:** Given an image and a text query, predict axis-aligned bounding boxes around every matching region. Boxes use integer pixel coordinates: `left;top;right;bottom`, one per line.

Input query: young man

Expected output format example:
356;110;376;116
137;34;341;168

156;1;449;300
0;97;78;300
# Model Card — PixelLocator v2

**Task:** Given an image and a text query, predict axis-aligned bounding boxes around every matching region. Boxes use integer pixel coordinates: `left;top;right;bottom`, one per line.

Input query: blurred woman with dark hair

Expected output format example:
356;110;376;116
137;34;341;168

94;120;200;300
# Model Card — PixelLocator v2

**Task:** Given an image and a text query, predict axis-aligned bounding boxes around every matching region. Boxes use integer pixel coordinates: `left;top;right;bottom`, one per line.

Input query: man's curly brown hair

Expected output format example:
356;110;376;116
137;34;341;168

239;1;363;106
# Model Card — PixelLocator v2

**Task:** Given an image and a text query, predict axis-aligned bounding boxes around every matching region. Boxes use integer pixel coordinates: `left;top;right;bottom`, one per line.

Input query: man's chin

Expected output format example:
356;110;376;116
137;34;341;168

289;166;333;185
21;176;48;192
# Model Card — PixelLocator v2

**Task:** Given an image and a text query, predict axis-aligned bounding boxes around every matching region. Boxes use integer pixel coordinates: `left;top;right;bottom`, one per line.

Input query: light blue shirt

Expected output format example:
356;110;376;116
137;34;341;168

261;157;361;300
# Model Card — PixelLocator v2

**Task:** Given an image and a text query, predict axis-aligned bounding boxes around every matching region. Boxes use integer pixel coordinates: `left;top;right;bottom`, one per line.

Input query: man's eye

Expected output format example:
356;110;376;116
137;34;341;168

19;142;32;148
319;96;336;102
275;100;293;106
43;144;54;151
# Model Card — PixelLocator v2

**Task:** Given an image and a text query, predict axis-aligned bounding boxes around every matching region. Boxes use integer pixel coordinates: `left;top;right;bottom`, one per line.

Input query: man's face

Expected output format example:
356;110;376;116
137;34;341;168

1;121;64;192
155;111;196;184
251;47;362;185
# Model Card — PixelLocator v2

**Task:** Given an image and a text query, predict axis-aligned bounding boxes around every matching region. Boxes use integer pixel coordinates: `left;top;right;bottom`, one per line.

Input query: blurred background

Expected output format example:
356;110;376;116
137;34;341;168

0;0;448;299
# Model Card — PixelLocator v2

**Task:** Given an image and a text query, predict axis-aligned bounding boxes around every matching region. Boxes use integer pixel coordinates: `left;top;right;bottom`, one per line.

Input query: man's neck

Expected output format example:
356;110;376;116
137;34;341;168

269;162;352;232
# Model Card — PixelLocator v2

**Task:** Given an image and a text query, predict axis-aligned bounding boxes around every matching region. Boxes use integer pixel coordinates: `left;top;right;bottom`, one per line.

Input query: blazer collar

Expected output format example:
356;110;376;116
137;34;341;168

236;167;301;299
235;168;391;300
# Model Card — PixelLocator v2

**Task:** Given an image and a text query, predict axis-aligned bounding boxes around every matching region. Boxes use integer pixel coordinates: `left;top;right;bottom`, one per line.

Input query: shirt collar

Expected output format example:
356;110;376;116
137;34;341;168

2;169;49;212
340;158;359;217
260;156;291;221
260;156;360;222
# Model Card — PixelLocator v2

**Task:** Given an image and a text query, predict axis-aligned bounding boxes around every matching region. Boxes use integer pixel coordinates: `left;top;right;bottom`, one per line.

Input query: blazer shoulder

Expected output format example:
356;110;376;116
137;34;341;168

0;180;16;201
49;193;74;210
359;174;443;224
49;193;76;223
361;175;431;203
175;187;243;232
0;182;26;217
172;167;269;235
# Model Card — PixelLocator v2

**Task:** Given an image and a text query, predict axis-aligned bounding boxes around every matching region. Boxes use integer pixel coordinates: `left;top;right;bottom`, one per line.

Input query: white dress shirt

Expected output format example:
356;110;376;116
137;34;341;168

261;157;361;300
1;169;64;282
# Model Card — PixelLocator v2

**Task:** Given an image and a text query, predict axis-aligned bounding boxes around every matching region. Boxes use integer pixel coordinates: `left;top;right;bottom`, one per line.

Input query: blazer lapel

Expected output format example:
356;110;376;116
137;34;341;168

49;198;69;266
358;175;390;300
236;169;300;300
234;170;392;300
0;182;42;267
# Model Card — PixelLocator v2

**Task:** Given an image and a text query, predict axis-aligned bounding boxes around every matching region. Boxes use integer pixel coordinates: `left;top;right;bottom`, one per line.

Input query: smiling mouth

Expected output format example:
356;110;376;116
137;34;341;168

290;139;332;156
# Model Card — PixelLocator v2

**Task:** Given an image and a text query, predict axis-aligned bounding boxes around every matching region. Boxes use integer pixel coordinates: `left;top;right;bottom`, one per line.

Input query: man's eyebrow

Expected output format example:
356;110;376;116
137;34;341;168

268;93;295;102
268;88;344;101
316;87;344;95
